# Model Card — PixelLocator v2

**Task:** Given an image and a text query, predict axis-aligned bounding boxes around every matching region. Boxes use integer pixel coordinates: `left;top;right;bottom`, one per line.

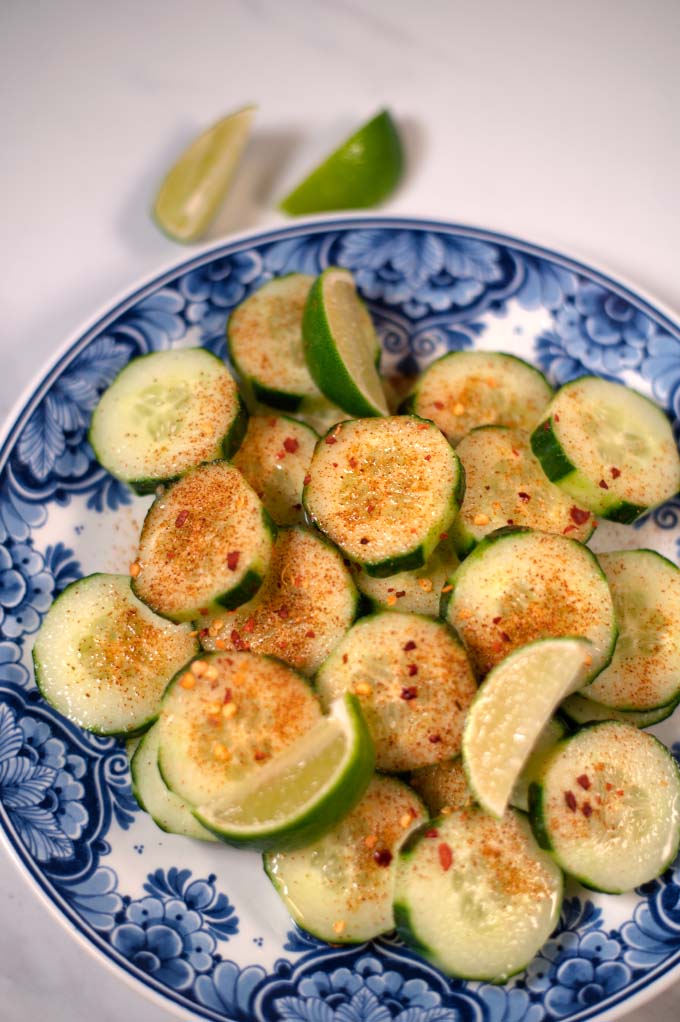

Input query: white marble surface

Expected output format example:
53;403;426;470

1;1;680;1019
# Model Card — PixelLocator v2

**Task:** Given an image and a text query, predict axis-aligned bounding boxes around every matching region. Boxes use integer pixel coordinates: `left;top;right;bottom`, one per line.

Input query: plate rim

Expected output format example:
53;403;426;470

2;212;680;1022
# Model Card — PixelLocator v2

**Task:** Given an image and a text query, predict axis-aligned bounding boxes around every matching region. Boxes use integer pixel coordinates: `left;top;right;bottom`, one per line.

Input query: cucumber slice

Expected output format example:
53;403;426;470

315;612;477;773
264;775;427;942
302;267;389;417
227;274;322;411
158;651;322;807
442;528;617;680
529;721;680;892
194;693;375;850
560;692;678;729
89;348;247;494
408;757;474;815
304;416;464;577
132;461;275;622
452;427;594;555
232;414;318;526
402;351;552;446
530;376;680;523
33;574;198;736
394;808;563;981
197;526;358;676
130;723;216;841
583;550;680;711
462;638;593;818
353;538;460;617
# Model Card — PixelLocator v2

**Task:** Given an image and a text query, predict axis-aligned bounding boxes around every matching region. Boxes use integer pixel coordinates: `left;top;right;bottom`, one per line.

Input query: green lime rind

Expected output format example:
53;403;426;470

279;110;403;216
193;693;376;851
302;269;388;418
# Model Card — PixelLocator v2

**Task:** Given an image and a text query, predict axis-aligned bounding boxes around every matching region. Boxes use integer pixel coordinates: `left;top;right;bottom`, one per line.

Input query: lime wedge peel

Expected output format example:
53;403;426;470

153;105;257;243
303;267;389;417
194;693;375;850
462;637;594;819
279;109;404;216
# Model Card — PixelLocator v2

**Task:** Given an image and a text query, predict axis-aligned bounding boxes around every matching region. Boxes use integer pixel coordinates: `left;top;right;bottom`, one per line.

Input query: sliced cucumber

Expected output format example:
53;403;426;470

583;550;680;711
402;351;552;446
227;274;322;411
302;267;389;417
33;574;198;736
194;693;375;850
353;538;460;617
197;526;358;676
394;807;563;981
531;376;680;523
89;348;247;494
304;416;464;577
443;528;617;680
315;612;477;773
232;414;318;526
451;426;594;555
158;651;322;806
529;721;680;892
408;757;474;815
560;692;678;729
132;461;275;622
130;723;216;841
264;775;427;943
462;637;593;818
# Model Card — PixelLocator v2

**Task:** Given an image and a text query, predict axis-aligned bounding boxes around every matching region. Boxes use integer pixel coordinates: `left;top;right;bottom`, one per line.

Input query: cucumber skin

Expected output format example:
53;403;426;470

302;271;384;419
32;574;199;738
193;694;376;851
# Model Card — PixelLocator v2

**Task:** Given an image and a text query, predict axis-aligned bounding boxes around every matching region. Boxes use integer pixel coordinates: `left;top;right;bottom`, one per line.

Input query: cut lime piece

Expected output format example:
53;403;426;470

194;693;375;850
279;109;403;215
462;637;593;818
303;267;388;417
153;105;256;243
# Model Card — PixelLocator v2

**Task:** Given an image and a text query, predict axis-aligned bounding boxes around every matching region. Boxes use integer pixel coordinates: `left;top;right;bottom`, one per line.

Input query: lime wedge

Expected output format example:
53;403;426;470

279;109;403;215
194;693;375;850
153;105;256;243
462;637;593;818
303;267;389;417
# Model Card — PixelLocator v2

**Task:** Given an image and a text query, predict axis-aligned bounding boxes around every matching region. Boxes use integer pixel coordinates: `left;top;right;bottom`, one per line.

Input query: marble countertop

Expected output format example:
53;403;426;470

2;1;679;1019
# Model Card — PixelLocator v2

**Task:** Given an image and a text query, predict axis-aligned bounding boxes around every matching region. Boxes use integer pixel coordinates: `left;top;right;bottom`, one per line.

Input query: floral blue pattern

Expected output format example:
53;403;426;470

1;219;680;1022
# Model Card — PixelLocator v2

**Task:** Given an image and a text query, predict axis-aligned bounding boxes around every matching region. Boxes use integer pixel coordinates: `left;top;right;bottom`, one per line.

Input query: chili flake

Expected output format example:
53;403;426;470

373;849;393;867
396;590;406;598
277;606;290;620
564;790;577;811
428;733;442;744
570;506;590;525
439;533;449;541
359;537;370;545
342;653;348;664
226;550;240;571
563;525;576;534
492;616;502;624
577;774;591;790
518;492;531;502
582;802;593;818
243;617;256;633
611;467;621;479
425;828;439;838
306;629;316;638
253;749;268;762
283;437;299;454
403;640;417;651
175;509;189;528
407;663;418;676
438;842;453;871
400;686;418;700
325;435;337;445
598;479;609;490
303;474;312;485
434;401;445;410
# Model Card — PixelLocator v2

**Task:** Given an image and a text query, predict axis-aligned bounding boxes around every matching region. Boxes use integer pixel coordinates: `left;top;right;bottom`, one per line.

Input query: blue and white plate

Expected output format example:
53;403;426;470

2;217;680;1022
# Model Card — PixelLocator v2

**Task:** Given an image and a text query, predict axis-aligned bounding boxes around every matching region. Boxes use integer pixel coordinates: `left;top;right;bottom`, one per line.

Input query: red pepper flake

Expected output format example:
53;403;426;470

425;828;439;838
492;616;502;624
360;537;370;545
253;750;268;762
611;467;621;479
577;774;591;790
407;663;418;676
373;848;393;867
332;462;338;468
276;451;286;460
243;617;256;633
305;629;316;638
428;733;442;744
223;688;232;704
564;790;577;811
292;502;302;511
570;507;590;525
439;533;449;541
199;627;210;640
400;685;418;700
543;420;551;431
501;631;512;642
325;435;337;445
175;509;189;528
199;608;210;615
511;448;520;458
506;519;514;526
438;842;453;871
230;629;250;651
554;414;560;422
396;590;406;598
342;653;348;664
563;525;576;534
434;401;445;410
518;492;531;502
277;606;290;620
403;640;417;651
424;454;432;461
226;550;240;571
605;782;614;791
598;479;609;490
582;802;593;818
348;457;357;469
303;474;312;485
283;437;299;454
